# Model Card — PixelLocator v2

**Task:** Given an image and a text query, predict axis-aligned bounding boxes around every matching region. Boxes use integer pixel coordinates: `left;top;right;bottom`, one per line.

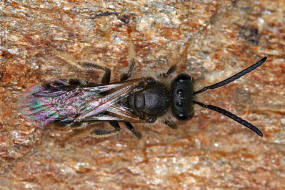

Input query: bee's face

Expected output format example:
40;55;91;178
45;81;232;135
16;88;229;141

171;74;194;120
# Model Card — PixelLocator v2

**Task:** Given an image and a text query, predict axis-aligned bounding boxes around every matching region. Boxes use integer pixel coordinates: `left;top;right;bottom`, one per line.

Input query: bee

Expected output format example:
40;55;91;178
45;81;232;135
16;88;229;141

18;57;267;138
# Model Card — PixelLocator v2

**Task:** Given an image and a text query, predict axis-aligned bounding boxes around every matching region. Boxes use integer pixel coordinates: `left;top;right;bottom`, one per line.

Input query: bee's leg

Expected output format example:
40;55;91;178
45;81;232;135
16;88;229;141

101;67;111;85
86;63;134;137
91;128;119;138
91;121;121;138
83;63;125;137
51;49;111;84
55;119;88;129
161;65;176;78
123;122;142;138
80;63;111;85
67;79;88;86
66;122;89;130
146;115;157;123
117;60;140;138
120;59;135;82
164;120;177;129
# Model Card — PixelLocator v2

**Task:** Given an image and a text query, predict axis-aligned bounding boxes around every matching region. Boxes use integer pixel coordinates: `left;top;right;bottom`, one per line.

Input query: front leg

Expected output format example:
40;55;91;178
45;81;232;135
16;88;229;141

164;120;177;129
160;65;176;78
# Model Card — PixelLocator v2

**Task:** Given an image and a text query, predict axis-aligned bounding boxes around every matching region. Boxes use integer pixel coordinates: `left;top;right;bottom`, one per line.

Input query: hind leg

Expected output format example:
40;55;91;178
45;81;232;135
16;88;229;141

80;63;118;137
123;122;142;138
78;62;111;85
51;48;110;84
81;59;141;138
119;60;142;138
120;59;135;81
80;63;119;138
90;121;121;138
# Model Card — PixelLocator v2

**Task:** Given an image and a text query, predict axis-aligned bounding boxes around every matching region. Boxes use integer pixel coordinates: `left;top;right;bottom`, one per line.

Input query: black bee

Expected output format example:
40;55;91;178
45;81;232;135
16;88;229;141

18;57;267;138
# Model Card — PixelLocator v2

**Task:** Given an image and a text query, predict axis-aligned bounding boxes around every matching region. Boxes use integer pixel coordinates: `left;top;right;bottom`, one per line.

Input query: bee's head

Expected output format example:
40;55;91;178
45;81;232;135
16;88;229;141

171;74;194;120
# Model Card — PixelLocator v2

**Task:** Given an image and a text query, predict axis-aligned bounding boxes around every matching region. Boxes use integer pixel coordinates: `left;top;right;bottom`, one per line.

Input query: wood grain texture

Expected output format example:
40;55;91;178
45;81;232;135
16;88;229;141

0;0;284;189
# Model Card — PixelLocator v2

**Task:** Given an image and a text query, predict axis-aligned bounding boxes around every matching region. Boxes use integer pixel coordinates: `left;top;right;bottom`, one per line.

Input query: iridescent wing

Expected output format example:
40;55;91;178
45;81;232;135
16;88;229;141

18;82;67;128
75;78;144;123
18;79;145;128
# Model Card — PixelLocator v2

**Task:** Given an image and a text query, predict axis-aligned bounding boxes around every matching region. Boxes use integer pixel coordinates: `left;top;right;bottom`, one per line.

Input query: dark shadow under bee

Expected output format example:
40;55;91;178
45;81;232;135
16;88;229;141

19;57;267;138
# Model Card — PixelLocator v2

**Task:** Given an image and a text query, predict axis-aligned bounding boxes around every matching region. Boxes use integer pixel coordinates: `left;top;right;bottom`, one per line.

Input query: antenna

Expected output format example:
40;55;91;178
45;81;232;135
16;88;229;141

194;57;267;95
194;101;263;136
194;57;267;137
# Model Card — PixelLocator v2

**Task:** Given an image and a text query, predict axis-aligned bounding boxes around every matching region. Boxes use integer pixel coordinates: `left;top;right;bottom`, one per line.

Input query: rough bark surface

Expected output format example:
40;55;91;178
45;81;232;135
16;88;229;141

0;0;284;189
